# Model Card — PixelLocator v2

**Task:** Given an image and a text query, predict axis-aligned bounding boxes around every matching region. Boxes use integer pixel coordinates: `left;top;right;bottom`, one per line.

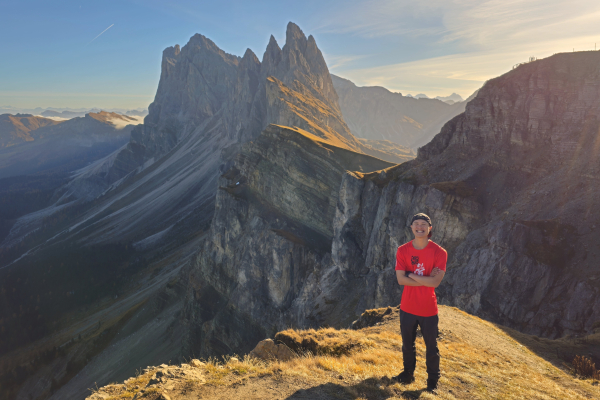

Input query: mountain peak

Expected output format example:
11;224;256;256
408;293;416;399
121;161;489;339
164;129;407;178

263;34;282;63
163;45;180;59
286;21;306;40
285;21;307;52
242;47;259;63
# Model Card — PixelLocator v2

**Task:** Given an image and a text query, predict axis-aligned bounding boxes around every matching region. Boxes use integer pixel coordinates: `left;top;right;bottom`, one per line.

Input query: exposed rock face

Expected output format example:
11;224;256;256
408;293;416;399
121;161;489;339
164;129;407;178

184;125;393;357
108;22;348;183
332;74;476;149
330;52;600;338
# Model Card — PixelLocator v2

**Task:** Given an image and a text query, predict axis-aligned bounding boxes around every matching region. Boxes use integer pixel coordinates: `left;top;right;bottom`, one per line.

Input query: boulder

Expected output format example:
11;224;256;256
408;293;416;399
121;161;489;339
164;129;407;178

250;339;295;361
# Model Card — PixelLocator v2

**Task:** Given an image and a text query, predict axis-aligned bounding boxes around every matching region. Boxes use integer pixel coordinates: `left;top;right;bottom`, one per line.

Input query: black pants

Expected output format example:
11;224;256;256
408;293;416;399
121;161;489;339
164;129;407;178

400;310;440;381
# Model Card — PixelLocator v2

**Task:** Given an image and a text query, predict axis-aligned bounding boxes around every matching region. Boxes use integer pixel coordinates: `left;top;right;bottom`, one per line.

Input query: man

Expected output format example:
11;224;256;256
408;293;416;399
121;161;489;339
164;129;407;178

393;213;447;392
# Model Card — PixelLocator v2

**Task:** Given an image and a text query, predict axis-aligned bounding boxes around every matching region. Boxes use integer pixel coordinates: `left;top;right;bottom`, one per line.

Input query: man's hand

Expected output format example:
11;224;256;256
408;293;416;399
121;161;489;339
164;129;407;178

396;270;423;286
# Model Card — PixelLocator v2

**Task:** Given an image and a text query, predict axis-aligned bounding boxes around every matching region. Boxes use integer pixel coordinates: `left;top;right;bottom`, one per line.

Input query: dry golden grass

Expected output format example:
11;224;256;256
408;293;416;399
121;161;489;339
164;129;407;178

274;326;399;356
92;368;156;400
92;306;600;400
194;306;600;400
202;354;274;386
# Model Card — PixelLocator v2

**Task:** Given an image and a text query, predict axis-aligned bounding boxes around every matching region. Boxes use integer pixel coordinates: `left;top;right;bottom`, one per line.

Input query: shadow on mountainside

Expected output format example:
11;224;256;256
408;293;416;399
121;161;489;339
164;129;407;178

494;324;600;374
284;378;430;399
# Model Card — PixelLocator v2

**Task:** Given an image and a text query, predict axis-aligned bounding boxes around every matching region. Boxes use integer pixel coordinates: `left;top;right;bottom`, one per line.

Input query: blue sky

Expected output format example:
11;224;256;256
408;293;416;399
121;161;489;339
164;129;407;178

2;0;599;109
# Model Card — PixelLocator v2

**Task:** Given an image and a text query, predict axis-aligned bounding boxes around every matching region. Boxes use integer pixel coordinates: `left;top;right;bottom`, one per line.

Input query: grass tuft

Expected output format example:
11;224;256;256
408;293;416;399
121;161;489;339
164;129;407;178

570;355;600;380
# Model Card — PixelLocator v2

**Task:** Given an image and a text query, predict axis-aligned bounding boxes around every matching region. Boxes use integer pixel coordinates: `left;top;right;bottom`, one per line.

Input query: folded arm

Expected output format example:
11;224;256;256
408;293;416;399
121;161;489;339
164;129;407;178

396;270;423;286
408;269;445;288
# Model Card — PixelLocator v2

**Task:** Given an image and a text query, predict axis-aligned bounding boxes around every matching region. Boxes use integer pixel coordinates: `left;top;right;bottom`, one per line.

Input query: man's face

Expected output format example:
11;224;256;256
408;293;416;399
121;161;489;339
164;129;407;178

411;219;431;239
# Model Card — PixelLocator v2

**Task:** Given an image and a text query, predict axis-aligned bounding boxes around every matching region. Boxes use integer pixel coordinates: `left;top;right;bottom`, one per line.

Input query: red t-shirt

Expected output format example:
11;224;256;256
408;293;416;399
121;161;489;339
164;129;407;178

395;240;447;317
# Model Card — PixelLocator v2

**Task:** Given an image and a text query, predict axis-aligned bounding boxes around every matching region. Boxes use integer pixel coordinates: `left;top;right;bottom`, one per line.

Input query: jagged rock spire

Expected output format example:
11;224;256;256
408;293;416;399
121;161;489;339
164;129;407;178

283;22;307;54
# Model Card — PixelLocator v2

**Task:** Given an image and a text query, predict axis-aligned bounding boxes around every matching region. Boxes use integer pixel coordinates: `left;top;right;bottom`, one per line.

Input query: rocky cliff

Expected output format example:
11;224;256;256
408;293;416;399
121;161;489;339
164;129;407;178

332;74;476;149
183;125;393;357
330;51;600;338
182;51;600;369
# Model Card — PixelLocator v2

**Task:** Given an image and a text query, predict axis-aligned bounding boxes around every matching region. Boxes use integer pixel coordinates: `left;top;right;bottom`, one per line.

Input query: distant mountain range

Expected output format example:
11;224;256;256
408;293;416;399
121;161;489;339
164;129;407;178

0;114;61;147
0;111;141;256
332;74;478;149
405;92;465;103
0;106;148;119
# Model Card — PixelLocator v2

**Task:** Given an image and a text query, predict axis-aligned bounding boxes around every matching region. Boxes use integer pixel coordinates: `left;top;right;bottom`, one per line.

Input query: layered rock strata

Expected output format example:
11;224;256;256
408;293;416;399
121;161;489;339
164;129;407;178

184;125;393;357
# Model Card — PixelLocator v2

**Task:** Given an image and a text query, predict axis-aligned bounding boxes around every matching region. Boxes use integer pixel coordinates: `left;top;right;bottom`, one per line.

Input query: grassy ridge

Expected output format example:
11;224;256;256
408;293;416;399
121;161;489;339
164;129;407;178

88;305;600;400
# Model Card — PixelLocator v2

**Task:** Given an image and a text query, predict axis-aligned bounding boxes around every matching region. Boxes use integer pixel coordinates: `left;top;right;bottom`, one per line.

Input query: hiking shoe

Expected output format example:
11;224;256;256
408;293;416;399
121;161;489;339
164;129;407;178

426;378;438;392
392;371;415;384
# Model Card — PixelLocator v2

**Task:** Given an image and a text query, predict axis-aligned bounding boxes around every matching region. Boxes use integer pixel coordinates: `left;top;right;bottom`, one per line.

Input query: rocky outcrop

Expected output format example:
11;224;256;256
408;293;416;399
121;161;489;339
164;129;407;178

332;74;476;149
249;339;295;361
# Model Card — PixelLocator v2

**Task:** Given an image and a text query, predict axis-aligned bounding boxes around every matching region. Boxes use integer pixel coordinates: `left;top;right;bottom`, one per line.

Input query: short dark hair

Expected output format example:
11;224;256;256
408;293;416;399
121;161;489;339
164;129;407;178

411;213;432;238
411;213;431;226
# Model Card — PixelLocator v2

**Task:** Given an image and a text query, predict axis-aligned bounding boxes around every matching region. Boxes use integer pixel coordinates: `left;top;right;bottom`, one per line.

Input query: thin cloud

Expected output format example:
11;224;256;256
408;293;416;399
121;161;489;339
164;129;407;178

322;54;368;70
323;0;600;96
337;32;600;98
313;0;447;38
318;0;600;48
85;23;115;47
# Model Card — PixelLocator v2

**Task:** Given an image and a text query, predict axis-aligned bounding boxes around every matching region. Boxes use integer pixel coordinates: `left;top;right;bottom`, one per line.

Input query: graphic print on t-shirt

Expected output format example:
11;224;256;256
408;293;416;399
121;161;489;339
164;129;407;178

410;255;425;275
415;263;425;276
